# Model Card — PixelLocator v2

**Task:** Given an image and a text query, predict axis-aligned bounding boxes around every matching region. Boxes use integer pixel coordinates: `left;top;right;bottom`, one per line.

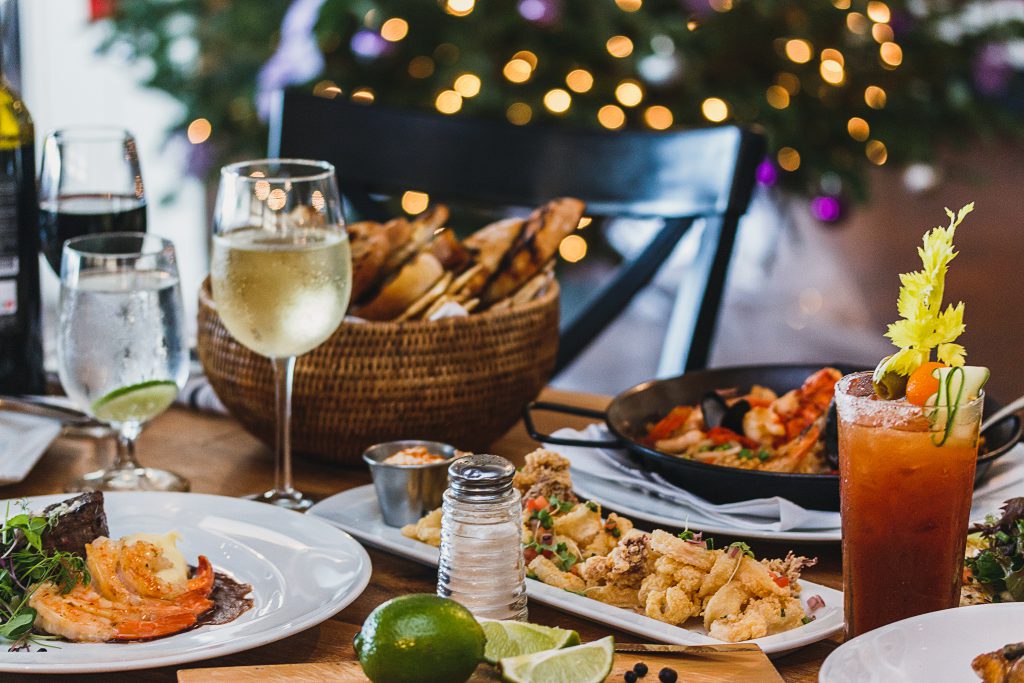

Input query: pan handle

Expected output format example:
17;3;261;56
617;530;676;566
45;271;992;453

522;401;625;448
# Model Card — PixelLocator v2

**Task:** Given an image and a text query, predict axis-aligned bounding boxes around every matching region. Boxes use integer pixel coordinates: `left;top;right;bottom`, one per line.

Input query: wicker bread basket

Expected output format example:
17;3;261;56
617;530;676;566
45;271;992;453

196;278;559;464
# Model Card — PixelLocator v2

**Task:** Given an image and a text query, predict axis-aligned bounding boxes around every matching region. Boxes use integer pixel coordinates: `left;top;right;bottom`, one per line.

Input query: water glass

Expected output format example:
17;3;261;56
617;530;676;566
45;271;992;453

57;232;189;492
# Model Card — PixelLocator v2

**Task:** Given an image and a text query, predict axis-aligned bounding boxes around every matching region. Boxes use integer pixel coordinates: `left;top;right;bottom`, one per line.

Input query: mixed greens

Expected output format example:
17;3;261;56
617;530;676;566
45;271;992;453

966;498;1024;602
0;503;89;649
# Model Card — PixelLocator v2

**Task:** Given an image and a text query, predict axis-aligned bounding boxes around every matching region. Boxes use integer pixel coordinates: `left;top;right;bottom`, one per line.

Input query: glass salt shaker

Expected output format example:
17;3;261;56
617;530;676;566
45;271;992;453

437;453;528;621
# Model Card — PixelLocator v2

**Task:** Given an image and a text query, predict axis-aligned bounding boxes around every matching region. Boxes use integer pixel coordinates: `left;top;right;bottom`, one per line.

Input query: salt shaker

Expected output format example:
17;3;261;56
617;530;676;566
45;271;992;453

437;453;528;621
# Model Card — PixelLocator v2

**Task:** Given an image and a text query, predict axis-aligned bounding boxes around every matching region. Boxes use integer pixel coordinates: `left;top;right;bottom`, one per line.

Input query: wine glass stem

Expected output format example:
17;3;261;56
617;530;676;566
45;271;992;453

272;356;297;496
112;430;141;471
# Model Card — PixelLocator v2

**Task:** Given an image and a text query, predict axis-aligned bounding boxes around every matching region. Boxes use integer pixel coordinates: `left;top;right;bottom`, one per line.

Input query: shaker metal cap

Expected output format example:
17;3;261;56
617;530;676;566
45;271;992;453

448;454;515;499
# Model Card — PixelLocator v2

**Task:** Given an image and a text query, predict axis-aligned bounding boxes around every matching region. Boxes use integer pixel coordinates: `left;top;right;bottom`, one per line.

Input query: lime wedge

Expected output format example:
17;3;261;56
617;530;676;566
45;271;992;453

500;635;613;683
91;380;179;423
482;620;581;665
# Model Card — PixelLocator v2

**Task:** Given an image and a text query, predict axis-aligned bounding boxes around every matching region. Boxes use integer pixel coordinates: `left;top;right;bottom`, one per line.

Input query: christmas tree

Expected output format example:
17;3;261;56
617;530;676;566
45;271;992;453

102;0;1024;215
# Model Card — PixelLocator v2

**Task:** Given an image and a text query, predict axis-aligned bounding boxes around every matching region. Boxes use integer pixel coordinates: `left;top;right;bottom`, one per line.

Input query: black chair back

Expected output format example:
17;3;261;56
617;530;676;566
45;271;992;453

272;90;764;374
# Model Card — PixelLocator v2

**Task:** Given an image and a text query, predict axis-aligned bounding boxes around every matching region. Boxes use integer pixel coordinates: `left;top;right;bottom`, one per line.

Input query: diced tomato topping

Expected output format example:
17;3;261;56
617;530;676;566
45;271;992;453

523;547;538;563
525;496;548;513
541;549;554;559
706;426;758;449
772;573;790;588
646;406;693;443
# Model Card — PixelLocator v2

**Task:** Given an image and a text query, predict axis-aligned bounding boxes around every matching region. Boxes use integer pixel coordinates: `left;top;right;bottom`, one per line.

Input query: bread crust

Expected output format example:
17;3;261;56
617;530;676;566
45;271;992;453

356;252;445;321
480;197;584;304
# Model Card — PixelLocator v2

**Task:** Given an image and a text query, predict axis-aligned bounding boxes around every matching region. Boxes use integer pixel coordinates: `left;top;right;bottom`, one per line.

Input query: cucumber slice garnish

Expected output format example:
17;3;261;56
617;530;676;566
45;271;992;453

927;366;988;445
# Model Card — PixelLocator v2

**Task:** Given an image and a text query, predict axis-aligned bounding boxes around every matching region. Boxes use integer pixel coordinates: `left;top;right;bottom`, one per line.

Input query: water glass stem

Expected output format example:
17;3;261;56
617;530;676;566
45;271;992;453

272;355;296;497
112;430;141;471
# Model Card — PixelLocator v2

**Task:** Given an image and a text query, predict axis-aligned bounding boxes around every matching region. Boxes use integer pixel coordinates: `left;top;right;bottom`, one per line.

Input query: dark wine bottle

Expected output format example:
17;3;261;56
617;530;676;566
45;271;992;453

0;51;44;393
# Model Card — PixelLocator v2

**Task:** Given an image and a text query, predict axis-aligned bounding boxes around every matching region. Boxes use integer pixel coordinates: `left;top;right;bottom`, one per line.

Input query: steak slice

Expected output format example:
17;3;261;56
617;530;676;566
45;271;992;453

40;492;109;556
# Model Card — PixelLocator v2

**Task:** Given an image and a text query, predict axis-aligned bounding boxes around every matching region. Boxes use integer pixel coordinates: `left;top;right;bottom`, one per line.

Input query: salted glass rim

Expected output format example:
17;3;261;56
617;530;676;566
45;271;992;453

46;126;135;143
220;158;336;184
835;370;984;418
62;231;173;259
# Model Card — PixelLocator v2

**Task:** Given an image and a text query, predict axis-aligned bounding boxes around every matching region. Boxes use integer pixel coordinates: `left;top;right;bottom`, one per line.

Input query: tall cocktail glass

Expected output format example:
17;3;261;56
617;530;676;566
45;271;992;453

834;371;983;638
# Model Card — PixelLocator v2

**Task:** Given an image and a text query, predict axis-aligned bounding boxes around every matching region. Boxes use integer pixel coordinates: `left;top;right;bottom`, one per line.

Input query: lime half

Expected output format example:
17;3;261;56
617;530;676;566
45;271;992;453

91;380;179;423
500;635;614;683
482;620;580;665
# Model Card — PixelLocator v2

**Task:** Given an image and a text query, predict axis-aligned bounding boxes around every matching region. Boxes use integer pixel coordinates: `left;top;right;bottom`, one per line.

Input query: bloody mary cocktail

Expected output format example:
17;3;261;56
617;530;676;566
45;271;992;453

835;372;982;638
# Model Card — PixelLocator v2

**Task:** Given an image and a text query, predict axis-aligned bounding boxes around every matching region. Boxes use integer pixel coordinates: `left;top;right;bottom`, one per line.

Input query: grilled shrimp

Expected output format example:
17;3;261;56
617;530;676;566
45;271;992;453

87;537;188;602
29;551;214;642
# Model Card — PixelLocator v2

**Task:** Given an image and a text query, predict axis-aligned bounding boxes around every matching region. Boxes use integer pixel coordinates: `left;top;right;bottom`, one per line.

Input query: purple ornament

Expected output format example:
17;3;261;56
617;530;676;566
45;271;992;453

755;158;778;186
350;29;389;59
974;43;1013;96
810;196;843;223
518;0;560;25
681;0;715;17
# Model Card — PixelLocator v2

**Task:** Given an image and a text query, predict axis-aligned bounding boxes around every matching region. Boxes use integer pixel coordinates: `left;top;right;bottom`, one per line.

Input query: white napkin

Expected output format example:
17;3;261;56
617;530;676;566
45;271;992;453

554;424;1024;532
969;443;1024;520
176;375;228;415
553;424;843;532
0;411;62;484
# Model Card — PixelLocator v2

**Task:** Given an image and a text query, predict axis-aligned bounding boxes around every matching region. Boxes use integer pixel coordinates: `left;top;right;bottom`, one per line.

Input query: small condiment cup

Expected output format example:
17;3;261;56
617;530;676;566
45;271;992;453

362;440;461;527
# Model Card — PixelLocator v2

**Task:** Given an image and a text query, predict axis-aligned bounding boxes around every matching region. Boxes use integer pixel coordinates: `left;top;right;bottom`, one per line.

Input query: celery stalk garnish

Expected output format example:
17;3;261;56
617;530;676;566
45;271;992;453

874;202;974;385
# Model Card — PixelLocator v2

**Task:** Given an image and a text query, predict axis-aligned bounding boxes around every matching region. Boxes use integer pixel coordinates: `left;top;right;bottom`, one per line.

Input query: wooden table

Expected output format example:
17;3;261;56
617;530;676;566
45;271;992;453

1;388;840;682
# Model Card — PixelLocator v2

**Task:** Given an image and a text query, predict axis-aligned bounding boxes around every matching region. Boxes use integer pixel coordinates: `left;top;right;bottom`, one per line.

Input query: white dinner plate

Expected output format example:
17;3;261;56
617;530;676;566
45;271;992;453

0;492;372;674
819;602;1024;683
309;485;843;657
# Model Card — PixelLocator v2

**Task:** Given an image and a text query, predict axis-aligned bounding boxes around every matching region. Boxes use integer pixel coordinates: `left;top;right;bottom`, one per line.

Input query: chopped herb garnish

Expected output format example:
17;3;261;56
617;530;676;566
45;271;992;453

801;616;815;625
758;450;771;462
585;501;599;513
678;530;694;541
728;541;754;558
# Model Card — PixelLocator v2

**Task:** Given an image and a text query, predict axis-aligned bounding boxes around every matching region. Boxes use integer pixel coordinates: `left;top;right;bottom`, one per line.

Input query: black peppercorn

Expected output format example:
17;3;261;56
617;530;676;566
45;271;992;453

633;662;649;677
658;667;678;683
624;671;638;683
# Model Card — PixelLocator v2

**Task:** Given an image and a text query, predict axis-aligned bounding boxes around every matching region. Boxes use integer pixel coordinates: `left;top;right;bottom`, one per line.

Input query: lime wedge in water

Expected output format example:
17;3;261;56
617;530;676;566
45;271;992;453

500;635;614;683
91;380;179;423
482;620;580;665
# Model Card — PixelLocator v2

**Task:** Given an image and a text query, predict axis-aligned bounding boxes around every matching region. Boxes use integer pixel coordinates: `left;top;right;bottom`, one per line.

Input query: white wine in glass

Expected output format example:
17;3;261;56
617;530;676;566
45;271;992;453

211;227;350;358
210;159;351;511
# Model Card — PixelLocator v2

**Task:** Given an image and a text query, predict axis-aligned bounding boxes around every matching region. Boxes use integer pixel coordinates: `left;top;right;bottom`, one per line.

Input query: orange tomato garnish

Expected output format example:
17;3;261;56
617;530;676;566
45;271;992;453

772;573;790;588
906;361;946;406
646;406;693;443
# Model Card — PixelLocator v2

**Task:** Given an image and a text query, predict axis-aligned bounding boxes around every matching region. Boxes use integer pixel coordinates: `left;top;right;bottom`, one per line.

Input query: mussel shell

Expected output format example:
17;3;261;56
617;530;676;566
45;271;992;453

722;399;751;433
700;391;751;434
700;391;728;429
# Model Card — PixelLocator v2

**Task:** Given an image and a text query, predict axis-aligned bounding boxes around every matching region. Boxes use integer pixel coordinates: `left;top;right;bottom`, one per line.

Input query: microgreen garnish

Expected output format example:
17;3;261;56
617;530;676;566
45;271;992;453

0;501;89;650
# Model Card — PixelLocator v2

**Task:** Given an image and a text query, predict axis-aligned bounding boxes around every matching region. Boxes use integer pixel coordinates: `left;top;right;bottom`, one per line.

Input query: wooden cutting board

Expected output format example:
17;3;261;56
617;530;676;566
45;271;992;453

177;623;783;683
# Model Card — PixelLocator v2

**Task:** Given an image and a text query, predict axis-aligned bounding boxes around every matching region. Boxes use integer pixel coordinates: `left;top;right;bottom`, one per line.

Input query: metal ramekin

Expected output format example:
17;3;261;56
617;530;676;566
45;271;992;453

362;440;461;527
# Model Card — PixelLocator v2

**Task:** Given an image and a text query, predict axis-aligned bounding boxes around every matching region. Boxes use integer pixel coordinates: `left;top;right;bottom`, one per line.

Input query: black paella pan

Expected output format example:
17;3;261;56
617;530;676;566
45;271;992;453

524;363;1023;511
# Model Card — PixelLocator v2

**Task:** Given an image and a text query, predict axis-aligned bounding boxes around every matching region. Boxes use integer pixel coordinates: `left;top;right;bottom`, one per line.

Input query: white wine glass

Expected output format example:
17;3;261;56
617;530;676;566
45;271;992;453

211;159;351;511
57;232;189;492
